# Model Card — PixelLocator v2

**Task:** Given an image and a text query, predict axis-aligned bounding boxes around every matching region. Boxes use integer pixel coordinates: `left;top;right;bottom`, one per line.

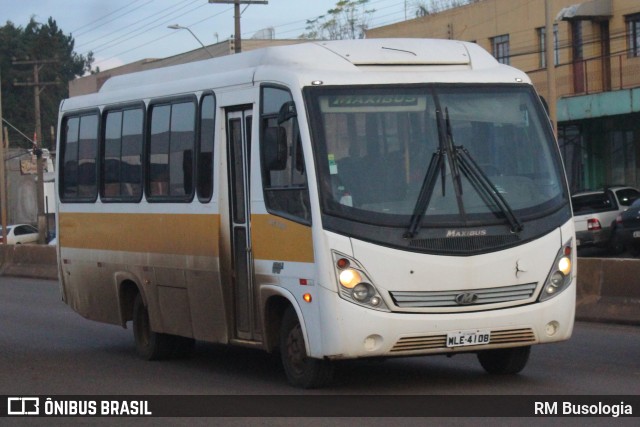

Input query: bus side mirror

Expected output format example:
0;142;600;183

278;101;297;124
263;126;288;171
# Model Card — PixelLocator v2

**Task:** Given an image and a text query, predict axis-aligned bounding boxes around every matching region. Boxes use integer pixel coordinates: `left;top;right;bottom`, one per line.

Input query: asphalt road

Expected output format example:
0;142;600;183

1;277;639;425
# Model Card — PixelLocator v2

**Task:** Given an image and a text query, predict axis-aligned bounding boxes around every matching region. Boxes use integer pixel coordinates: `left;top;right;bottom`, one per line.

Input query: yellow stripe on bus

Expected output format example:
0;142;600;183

59;212;313;262
59;212;220;257
250;215;314;263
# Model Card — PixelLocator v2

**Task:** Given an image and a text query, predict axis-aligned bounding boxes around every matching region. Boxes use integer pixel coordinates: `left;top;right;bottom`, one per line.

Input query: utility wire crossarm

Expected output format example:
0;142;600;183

208;0;268;53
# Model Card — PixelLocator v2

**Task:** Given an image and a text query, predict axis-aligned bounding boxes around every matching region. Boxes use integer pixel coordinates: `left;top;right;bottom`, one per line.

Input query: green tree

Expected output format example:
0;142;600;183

1;17;93;149
301;0;375;40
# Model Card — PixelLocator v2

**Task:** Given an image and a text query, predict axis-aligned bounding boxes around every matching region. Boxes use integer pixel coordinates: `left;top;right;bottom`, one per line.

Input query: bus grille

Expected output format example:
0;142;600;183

408;234;520;254
390;283;537;308
390;328;536;353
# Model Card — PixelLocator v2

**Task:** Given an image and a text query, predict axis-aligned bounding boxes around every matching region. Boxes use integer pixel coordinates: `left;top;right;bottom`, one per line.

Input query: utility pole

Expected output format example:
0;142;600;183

208;0;268;54
13;58;60;243
0;70;7;245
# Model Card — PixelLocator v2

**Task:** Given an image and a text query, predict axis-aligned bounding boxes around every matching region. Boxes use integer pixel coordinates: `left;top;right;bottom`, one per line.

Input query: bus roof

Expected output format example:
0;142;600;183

62;39;529;111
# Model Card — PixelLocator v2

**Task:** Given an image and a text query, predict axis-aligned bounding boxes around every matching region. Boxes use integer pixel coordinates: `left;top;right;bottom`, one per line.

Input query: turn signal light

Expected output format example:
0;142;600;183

336;258;350;269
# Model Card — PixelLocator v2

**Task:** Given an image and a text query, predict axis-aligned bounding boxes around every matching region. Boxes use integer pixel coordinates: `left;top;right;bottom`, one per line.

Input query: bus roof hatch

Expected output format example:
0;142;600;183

317;39;472;66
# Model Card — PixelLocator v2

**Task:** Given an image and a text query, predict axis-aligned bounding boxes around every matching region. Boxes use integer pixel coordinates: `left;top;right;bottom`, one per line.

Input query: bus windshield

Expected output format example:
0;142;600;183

306;85;567;229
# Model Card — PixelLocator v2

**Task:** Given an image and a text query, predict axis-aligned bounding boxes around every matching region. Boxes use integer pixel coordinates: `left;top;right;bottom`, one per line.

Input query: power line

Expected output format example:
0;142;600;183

93;5;233;67
83;0;640;71
86;0;403;66
72;0;150;37
77;0;198;52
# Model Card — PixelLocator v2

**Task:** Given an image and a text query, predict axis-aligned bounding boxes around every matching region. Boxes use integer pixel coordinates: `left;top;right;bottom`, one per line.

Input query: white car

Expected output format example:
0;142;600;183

0;224;39;245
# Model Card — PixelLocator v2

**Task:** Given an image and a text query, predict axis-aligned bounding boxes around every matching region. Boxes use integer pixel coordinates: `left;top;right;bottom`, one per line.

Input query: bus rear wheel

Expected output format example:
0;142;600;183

477;346;531;374
280;307;334;388
132;293;194;360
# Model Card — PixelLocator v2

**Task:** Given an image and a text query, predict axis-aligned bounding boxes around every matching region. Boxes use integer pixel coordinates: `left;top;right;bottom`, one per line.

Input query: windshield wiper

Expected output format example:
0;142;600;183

455;145;524;233
404;106;468;239
403;146;444;239
443;107;523;233
441;107;466;217
404;105;523;238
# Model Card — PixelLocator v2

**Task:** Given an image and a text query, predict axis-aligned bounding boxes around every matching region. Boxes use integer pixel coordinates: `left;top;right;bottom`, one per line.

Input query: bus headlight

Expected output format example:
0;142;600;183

352;283;373;301
333;251;389;312
339;269;362;288
539;239;573;302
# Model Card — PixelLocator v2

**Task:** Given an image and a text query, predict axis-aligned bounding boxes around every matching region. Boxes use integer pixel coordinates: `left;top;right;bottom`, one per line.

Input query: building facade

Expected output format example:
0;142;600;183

367;0;640;193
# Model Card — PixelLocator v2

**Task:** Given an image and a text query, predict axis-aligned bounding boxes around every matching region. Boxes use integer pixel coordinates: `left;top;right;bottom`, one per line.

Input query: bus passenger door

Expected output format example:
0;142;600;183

226;108;256;341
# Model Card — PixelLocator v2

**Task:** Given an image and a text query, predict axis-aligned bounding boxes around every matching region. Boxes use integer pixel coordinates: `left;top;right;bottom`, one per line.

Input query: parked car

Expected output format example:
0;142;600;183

614;198;640;256
571;186;640;252
0;224;39;245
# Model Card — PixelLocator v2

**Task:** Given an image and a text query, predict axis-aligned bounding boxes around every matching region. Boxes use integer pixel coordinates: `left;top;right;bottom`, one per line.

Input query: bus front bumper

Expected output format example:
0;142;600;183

313;281;575;360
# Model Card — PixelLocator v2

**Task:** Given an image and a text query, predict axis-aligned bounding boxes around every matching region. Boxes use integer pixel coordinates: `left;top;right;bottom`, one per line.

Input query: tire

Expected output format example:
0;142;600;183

477;346;531;375
609;227;624;255
132;293;176;360
280;307;334;388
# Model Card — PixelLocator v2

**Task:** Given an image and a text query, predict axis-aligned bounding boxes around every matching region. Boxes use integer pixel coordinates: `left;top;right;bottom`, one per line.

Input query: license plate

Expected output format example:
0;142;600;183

633;231;640;238
447;330;491;348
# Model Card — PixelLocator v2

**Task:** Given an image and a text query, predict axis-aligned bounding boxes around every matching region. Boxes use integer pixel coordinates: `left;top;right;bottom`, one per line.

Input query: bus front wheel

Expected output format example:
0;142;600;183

477;346;531;374
279;307;334;388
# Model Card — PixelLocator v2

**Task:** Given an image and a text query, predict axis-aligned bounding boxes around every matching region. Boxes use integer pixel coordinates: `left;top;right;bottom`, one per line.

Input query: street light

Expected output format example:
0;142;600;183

167;24;215;58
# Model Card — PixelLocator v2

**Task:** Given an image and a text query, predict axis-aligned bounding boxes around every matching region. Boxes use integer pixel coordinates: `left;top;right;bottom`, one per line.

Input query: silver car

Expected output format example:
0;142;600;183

571;186;640;251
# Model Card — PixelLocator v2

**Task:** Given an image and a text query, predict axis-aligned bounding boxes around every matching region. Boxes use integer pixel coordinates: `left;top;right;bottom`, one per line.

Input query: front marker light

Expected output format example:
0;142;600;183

539;239;573;302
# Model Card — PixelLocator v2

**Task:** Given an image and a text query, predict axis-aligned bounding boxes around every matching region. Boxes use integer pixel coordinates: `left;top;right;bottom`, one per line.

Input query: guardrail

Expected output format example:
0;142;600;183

0;244;58;280
576;257;640;325
0;245;638;325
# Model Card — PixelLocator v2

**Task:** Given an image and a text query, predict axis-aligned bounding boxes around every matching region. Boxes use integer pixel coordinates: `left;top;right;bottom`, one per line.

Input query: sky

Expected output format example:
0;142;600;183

1;0;419;72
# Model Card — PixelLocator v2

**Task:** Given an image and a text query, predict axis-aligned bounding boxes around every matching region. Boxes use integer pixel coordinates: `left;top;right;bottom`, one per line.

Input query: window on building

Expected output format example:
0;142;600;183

491;34;510;65
102;106;143;201
538;25;559;68
260;86;310;223
148;98;196;200
60;112;99;201
197;93;215;202
627;13;640;57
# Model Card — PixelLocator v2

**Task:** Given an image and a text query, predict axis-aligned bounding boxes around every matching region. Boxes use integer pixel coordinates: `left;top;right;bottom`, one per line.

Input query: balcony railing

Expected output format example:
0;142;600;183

528;52;640;98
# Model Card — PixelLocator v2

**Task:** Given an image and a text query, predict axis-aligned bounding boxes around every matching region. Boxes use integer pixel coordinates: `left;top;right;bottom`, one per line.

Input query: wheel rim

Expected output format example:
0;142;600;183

285;322;307;376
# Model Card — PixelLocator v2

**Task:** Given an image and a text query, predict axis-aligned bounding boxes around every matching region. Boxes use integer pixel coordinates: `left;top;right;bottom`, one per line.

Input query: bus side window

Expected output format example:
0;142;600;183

197;93;215;202
60;112;99;202
102;107;143;201
260;86;310;224
147;98;197;201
